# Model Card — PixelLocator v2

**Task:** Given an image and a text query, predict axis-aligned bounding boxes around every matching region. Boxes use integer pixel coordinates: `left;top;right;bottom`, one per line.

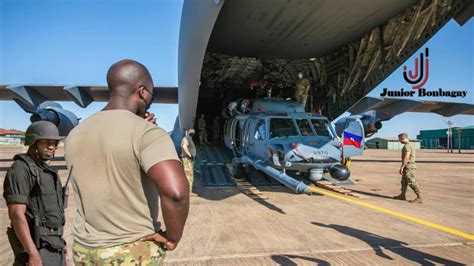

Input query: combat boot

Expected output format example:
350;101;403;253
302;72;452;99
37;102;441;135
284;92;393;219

409;194;423;203
393;193;406;200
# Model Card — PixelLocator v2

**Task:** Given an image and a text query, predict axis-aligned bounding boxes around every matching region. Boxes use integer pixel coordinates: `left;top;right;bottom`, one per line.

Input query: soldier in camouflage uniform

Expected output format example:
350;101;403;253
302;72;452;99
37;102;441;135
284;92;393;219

181;128;197;194
393;133;423;203
294;72;310;107
198;114;209;145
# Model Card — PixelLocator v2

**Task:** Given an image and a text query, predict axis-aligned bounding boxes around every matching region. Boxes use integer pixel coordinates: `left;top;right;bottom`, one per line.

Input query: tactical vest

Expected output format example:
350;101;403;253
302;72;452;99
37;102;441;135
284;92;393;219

8;154;65;253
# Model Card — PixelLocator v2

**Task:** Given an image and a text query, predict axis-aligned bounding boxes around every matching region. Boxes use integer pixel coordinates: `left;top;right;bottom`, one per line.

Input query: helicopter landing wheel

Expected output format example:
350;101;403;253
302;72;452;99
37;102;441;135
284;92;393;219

233;163;247;179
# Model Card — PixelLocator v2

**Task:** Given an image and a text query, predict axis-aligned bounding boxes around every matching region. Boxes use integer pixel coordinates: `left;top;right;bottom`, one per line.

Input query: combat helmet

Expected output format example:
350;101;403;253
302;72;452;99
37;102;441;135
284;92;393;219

25;121;60;146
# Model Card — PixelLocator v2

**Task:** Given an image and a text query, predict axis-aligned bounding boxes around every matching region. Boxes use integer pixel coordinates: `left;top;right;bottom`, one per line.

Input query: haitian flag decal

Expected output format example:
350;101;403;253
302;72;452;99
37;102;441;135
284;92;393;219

343;131;362;149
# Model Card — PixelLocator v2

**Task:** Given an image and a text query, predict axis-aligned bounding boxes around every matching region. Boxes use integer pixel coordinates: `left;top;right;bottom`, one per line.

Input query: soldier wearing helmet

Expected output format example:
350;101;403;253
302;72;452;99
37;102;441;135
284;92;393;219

3;121;66;266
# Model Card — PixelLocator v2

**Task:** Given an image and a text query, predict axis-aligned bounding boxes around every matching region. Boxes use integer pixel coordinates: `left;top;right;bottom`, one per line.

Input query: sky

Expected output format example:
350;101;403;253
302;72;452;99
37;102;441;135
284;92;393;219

0;0;183;131
0;0;472;138
362;19;474;138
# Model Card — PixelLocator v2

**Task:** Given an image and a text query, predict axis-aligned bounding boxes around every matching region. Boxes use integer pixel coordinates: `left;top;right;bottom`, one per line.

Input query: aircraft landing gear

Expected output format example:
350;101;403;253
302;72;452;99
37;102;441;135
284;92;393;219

344;157;352;167
247;166;266;180
233;163;247;179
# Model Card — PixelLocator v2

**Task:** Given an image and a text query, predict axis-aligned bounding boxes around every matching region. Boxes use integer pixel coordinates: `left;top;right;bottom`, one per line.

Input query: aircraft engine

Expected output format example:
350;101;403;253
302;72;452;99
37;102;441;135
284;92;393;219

335;115;382;138
30;101;79;136
329;164;350;181
360;116;382;137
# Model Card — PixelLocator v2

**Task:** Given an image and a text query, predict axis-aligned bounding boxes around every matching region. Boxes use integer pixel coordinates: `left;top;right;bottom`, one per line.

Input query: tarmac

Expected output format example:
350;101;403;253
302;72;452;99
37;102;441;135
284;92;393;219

1;145;473;265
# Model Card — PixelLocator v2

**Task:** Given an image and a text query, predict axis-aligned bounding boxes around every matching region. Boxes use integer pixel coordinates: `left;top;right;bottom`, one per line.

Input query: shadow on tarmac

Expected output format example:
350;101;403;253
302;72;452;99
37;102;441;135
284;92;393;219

271;254;330;265
311;222;463;265
193;185;287;214
348;189;395;200
248;194;286;214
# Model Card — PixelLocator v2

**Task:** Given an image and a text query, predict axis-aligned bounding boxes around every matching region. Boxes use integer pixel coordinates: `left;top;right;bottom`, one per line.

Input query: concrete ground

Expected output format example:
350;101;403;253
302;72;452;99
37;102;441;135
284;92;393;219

1;146;473;265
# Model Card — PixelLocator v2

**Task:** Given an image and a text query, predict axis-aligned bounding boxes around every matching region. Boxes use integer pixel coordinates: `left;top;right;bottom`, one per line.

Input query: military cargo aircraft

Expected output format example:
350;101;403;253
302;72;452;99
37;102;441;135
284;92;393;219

0;0;472;192
1;0;472;136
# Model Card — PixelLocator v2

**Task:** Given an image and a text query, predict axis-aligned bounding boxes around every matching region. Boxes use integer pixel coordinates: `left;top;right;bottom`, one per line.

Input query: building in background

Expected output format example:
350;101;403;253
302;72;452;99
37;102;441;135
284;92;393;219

0;129;24;145
366;137;421;150
417;126;474;149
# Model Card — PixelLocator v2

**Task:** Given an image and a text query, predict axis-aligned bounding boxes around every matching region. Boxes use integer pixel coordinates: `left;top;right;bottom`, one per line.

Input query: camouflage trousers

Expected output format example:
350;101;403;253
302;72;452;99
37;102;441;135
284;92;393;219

295;89;308;106
72;240;165;266
199;130;208;144
182;158;194;191
401;167;420;194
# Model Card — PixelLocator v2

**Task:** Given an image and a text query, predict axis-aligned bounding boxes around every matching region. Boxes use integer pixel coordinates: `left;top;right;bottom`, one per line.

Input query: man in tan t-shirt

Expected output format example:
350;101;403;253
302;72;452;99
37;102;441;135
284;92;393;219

65;59;189;265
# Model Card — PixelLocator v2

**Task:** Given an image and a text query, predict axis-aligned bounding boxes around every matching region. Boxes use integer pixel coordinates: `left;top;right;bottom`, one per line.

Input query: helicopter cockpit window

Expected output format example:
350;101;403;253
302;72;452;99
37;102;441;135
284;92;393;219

311;119;331;137
254;120;266;140
296;119;314;136
270;118;298;139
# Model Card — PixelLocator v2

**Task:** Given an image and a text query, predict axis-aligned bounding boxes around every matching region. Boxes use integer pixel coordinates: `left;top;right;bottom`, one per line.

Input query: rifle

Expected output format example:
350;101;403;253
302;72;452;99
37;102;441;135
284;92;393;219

62;165;73;208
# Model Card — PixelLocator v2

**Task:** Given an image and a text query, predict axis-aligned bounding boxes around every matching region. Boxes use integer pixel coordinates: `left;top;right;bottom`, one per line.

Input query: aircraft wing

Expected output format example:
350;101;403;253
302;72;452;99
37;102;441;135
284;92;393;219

0;85;178;108
347;97;474;121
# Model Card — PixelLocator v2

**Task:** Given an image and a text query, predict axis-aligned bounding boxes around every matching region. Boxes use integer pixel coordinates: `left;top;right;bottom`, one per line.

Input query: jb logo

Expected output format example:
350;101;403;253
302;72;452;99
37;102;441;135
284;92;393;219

403;48;429;89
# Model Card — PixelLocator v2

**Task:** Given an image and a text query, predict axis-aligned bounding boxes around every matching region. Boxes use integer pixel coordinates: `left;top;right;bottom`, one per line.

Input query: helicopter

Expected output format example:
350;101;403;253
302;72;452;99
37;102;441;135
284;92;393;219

222;98;379;194
222;96;473;194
